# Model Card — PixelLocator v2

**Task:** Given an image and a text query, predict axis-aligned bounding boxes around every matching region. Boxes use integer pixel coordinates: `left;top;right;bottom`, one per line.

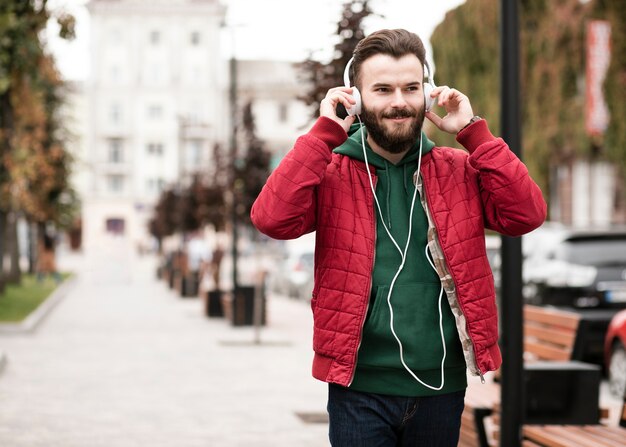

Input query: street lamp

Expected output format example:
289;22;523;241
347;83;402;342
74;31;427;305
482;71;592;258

500;1;524;446
221;20;245;292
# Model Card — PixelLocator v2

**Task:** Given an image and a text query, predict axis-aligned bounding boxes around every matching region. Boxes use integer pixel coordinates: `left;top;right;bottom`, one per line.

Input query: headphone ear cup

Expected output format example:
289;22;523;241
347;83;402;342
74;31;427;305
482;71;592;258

347;87;362;116
424;82;435;112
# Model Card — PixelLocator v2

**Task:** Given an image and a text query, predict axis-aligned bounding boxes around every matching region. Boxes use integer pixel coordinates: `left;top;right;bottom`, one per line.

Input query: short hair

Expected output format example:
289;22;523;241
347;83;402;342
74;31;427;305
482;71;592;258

350;29;427;87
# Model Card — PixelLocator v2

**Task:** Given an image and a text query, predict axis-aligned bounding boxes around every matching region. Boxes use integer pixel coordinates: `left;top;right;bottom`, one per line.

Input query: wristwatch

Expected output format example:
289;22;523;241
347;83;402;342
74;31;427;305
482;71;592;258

458;115;482;133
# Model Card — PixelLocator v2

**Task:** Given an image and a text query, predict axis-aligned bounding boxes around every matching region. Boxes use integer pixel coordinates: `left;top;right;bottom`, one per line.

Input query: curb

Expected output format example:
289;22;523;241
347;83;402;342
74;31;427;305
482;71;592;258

0;275;78;335
0;350;6;375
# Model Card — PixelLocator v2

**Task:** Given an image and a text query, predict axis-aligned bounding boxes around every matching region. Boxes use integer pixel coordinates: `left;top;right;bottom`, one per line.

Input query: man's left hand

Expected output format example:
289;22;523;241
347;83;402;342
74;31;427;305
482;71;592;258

425;86;475;134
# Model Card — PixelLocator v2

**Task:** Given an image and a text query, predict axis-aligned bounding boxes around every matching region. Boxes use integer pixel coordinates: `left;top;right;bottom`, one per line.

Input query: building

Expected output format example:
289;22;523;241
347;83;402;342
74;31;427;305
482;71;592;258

83;0;228;250
235;59;313;168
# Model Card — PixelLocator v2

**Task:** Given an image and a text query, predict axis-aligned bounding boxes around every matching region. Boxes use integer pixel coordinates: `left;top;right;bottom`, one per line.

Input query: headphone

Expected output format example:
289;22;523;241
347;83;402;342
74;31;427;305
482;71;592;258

347;54;447;391
343;56;437;116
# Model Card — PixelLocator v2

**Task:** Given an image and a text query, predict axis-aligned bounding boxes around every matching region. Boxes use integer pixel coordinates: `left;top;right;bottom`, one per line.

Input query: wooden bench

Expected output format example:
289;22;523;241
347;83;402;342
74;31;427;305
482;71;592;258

520;390;626;447
460;305;588;447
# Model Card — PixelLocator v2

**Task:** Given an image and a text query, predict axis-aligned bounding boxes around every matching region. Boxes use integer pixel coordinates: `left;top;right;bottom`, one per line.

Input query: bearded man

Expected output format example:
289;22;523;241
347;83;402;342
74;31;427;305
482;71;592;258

251;28;546;447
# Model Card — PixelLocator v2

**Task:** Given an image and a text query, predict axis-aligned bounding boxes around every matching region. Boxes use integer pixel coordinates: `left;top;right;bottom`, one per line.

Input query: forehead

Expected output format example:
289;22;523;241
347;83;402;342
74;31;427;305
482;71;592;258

359;54;424;85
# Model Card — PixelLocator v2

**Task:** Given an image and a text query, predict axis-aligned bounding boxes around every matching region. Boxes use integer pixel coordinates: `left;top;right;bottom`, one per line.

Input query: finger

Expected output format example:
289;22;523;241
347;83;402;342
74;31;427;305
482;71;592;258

324;90;356;109
325;86;356;99
438;87;455;107
425;110;443;128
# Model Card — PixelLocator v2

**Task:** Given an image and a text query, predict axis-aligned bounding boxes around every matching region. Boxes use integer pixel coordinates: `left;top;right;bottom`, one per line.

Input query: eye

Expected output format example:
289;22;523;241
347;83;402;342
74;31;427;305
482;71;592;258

375;87;390;93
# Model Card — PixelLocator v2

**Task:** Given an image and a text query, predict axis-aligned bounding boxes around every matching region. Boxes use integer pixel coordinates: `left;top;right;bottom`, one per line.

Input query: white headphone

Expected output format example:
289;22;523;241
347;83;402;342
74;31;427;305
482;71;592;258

343;56;437;116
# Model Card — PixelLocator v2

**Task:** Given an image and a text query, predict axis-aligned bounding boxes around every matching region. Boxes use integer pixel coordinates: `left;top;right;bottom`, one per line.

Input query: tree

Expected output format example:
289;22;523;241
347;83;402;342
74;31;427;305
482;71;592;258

149;187;179;251
296;0;375;121
590;0;626;182
233;101;271;228
0;1;76;287
429;0;622;203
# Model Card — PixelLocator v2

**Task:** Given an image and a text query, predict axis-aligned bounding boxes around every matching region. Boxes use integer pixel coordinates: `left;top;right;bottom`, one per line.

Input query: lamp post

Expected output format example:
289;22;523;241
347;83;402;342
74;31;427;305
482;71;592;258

500;1;524;446
229;51;239;291
222;21;243;292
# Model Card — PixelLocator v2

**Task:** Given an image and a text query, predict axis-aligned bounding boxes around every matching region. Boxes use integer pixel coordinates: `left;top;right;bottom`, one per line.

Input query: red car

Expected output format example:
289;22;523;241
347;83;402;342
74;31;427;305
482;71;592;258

605;309;626;397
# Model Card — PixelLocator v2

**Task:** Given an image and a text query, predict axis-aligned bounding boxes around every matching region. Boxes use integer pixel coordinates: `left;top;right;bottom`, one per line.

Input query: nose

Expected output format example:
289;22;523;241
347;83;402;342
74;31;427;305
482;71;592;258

390;88;409;108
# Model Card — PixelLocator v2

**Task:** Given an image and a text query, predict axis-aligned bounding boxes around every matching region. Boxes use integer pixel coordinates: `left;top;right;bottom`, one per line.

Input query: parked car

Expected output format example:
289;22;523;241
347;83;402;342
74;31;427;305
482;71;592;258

267;234;315;301
605;309;626;397
523;225;626;309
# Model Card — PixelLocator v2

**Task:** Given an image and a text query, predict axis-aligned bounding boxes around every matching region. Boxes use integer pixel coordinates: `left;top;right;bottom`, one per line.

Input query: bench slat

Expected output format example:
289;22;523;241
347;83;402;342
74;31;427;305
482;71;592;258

525;323;578;349
523;426;573;447
523;340;572;361
580;425;626;444
525;425;624;447
524;305;581;330
550;425;625;447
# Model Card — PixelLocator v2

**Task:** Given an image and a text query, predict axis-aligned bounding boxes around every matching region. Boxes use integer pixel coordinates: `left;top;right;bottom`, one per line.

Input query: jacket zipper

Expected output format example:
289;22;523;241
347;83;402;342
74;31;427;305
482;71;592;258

419;172;485;378
348;175;377;387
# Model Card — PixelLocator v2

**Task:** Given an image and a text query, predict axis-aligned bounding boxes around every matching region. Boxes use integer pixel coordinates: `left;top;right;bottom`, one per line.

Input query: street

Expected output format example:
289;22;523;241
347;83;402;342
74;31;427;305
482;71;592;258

0;240;328;447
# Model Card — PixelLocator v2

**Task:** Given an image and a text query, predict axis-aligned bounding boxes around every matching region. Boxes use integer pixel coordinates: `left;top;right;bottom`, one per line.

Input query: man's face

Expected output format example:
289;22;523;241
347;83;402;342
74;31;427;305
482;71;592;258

358;54;426;154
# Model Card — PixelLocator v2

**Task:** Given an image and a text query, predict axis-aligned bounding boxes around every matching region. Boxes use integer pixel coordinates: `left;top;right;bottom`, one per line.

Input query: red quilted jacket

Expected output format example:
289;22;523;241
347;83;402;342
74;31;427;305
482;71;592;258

251;117;546;386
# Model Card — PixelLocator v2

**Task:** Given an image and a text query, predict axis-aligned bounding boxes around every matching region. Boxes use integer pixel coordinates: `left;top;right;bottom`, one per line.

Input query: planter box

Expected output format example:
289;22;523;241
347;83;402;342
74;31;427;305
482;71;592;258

206;290;224;317
180;273;199;298
224;286;266;327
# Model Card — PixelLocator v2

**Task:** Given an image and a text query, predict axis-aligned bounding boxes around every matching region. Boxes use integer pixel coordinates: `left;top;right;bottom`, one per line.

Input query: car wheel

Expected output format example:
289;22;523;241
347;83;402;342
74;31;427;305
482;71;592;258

608;342;626;398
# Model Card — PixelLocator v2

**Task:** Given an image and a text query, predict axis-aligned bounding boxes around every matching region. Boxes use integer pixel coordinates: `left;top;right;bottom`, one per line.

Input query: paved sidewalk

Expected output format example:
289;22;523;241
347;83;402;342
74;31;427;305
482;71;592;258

0;240;328;447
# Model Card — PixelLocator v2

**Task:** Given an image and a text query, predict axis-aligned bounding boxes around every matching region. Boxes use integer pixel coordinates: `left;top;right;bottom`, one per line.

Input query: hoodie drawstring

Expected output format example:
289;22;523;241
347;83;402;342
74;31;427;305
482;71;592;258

383;160;393;229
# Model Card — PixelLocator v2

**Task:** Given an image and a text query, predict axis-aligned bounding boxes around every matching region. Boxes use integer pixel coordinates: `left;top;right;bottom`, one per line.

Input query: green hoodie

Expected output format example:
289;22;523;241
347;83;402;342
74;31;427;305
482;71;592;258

334;124;467;397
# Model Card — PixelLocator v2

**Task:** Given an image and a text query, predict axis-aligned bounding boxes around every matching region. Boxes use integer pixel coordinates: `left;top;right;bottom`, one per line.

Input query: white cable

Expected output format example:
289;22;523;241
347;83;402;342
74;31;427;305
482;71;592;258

357;115;446;391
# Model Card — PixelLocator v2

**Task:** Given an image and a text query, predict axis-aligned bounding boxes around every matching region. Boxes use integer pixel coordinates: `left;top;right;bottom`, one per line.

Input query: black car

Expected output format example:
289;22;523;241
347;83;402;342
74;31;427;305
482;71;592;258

523;226;626;309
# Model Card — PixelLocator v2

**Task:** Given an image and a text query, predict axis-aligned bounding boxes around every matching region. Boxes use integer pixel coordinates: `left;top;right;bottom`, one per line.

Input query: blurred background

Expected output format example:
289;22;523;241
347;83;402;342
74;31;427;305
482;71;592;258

0;0;625;445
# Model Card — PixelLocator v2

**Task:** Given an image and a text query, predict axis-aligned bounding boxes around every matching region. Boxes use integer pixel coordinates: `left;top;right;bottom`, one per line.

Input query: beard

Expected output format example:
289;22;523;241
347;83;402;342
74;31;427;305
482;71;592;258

361;105;425;154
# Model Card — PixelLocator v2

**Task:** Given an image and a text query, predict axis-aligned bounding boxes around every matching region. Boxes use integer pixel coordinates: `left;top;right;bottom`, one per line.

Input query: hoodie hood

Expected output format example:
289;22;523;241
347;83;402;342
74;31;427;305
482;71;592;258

333;123;435;168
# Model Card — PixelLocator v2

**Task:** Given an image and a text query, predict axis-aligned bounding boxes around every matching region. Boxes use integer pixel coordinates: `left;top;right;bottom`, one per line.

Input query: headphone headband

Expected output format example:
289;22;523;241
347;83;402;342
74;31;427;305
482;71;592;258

342;55;436;114
344;56;434;86
343;57;354;88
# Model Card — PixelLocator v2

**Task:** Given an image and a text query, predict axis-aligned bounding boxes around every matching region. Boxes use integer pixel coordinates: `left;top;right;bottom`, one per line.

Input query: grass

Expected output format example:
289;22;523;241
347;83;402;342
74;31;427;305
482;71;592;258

0;273;70;323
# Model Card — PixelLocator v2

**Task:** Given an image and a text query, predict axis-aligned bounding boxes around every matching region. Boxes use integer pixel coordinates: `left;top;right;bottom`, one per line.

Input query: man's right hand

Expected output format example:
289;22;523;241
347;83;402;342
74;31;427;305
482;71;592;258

319;87;357;132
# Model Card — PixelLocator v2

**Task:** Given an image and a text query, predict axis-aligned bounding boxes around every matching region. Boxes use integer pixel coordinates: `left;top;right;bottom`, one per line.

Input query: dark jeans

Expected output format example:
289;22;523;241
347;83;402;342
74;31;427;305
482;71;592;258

327;384;465;447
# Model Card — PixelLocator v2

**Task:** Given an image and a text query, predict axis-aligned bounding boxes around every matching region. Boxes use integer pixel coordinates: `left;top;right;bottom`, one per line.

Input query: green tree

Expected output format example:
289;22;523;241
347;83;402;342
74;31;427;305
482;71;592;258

296;0;375;121
0;1;75;287
590;0;626;181
429;0;612;202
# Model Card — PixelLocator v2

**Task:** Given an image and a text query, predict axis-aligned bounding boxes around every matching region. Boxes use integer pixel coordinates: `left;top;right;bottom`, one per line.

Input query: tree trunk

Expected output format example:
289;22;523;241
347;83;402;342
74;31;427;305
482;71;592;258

0;211;6;294
28;221;38;274
5;211;21;285
0;91;14;294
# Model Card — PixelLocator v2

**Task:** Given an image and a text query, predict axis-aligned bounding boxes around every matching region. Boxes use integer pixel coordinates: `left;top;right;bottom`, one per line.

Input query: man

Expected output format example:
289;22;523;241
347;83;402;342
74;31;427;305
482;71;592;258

251;29;546;446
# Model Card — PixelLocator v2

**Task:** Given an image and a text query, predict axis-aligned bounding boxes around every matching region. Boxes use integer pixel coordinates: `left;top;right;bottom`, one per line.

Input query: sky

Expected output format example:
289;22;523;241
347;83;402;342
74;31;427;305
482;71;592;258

46;0;467;81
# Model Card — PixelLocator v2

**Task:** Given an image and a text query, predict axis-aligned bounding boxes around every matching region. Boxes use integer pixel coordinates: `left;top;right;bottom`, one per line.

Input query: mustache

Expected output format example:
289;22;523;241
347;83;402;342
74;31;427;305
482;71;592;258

382;109;416;119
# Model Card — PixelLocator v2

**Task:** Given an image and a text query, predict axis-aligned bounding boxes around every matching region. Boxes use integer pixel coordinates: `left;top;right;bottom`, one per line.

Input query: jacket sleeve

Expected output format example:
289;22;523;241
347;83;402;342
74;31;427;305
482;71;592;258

457;119;547;237
250;117;348;240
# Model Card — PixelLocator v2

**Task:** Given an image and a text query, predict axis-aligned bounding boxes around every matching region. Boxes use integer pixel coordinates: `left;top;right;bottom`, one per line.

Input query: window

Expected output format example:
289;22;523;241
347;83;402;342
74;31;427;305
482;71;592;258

147;63;163;84
188;140;203;165
110;103;121;124
147;142;164;155
150;30;160;45
190;31;201;45
107;175;125;193
148;104;163;119
110;65;121;83
278;103;289;123
110;28;123;45
108;139;123;163
147;178;166;193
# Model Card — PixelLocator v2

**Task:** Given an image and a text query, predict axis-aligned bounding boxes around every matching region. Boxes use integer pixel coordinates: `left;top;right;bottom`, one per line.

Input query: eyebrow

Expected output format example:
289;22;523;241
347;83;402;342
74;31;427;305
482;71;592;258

371;81;422;88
